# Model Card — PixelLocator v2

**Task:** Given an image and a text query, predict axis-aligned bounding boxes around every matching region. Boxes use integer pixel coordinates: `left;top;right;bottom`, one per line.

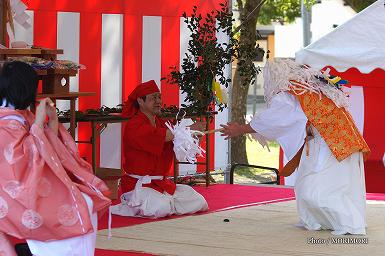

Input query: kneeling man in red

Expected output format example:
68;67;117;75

111;80;208;218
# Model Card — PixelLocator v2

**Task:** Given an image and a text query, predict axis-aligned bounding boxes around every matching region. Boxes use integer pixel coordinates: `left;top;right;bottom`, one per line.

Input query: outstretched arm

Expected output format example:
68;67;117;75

220;122;256;140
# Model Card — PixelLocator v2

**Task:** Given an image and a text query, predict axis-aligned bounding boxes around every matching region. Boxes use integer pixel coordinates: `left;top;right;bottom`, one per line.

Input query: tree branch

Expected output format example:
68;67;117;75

234;0;266;33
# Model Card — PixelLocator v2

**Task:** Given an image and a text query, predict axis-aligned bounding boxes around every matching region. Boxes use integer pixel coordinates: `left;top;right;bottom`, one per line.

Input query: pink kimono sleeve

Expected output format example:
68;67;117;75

0;232;17;256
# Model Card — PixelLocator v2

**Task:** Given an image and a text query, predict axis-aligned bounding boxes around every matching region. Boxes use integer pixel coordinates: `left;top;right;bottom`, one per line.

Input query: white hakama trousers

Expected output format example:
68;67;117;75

26;193;98;256
295;129;366;235
111;176;208;218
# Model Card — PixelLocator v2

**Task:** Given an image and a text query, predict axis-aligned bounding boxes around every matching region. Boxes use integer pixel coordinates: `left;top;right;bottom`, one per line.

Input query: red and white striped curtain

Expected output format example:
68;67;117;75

12;0;230;176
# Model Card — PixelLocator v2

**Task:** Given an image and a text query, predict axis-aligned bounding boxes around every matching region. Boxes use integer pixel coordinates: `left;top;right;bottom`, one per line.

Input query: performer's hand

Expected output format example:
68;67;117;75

165;129;174;142
44;98;57;120
34;98;48;128
220;122;246;140
45;98;59;135
34;98;58;135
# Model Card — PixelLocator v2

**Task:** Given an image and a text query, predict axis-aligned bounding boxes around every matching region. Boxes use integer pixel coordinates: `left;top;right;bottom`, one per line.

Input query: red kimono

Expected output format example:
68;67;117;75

121;111;176;194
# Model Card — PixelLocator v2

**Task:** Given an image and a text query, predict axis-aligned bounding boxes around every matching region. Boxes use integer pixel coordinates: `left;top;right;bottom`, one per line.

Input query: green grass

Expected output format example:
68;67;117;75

246;138;279;169
232;139;280;184
212;139;280;184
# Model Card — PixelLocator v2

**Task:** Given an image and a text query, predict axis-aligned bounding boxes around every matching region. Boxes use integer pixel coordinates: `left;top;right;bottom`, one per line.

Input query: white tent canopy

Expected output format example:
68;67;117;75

296;0;385;74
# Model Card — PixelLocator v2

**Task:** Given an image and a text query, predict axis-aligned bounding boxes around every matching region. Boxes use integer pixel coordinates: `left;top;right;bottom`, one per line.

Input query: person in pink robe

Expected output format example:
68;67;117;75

0;61;111;256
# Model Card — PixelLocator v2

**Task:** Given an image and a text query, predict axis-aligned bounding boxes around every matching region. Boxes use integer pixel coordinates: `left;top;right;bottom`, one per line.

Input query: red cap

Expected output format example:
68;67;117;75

122;80;160;118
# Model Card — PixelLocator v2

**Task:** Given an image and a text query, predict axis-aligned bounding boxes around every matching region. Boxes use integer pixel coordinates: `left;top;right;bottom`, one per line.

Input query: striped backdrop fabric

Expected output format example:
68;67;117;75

13;0;229;176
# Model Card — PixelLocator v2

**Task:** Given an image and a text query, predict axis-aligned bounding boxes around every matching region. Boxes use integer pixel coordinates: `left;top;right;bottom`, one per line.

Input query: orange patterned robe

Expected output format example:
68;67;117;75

289;88;370;162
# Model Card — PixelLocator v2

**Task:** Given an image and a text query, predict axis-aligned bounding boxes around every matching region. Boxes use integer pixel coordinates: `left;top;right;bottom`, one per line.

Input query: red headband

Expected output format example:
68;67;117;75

122;80;160;118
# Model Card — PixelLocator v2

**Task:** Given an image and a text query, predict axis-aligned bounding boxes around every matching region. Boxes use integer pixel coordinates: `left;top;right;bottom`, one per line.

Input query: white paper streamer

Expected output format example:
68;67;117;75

264;58;349;110
248;133;270;152
245;116;270;151
165;118;205;164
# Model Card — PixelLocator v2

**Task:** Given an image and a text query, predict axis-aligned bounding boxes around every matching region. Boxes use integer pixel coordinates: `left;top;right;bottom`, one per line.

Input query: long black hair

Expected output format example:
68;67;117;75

0;61;38;110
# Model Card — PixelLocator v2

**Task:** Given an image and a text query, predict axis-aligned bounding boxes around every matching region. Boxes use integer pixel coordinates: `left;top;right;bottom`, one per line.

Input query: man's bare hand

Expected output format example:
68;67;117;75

220;122;247;140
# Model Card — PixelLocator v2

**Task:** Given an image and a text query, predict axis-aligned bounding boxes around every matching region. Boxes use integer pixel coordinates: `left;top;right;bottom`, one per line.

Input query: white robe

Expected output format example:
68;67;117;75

111;175;208;218
250;92;366;235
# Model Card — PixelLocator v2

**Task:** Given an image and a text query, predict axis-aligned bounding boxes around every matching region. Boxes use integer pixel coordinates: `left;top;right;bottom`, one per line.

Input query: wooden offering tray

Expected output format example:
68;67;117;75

0;48;63;60
0;48;78;94
41;68;78;94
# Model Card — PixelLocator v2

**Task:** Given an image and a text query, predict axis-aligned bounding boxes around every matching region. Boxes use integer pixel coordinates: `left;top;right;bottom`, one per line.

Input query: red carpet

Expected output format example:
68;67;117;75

95;184;295;256
367;193;385;201
98;184;295;230
95;249;155;256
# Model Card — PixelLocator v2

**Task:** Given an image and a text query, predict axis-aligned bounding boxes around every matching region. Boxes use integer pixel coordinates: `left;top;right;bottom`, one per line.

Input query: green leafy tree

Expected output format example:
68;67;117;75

231;0;315;165
167;3;236;115
258;0;307;25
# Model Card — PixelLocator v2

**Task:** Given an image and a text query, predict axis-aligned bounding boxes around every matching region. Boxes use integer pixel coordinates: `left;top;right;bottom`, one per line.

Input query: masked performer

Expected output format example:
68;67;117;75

221;58;370;235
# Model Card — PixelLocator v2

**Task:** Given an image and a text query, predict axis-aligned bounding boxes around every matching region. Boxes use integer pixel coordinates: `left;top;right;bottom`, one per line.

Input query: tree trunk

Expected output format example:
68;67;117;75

230;0;262;164
231;67;249;164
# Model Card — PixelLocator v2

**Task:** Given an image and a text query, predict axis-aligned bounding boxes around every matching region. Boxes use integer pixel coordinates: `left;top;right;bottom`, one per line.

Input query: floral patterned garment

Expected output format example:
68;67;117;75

0;108;111;242
289;88;370;161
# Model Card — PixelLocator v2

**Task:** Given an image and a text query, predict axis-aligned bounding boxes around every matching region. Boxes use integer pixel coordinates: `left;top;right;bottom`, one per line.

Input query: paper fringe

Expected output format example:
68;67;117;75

165;119;205;164
263;58;349;109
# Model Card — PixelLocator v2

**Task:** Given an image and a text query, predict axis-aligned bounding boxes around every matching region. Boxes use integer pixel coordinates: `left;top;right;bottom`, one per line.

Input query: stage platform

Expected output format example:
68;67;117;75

95;184;385;256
